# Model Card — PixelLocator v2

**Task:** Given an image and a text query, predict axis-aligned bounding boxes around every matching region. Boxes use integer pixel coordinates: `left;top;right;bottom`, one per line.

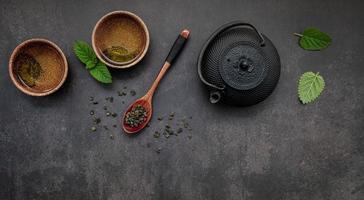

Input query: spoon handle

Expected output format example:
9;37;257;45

166;29;190;64
145;29;190;99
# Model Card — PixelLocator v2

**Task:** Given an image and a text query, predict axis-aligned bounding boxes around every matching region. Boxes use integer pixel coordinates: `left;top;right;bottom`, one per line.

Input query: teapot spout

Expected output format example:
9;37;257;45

209;91;221;104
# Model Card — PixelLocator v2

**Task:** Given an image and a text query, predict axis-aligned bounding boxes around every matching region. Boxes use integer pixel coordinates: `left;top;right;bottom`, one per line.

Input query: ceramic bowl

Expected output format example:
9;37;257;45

8;38;68;96
92;11;150;69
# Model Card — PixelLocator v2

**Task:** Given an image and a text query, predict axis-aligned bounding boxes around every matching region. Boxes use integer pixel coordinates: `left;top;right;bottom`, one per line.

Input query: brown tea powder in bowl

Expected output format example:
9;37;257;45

92;11;149;68
14;44;65;92
9;39;68;96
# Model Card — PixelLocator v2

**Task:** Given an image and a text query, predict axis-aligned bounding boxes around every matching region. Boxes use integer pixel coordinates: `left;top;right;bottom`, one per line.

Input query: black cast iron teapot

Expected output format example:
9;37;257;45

197;21;281;106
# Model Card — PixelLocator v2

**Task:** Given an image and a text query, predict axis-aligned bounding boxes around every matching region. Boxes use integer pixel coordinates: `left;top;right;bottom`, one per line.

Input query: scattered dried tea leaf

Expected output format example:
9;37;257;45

183;122;189;128
118;91;127;96
93;118;101;124
153;131;160;138
105;96;114;103
177;128;183;134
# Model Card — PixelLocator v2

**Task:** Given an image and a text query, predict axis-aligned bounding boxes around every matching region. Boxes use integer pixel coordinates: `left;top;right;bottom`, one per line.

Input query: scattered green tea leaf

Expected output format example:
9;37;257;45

298;72;325;104
153;131;160;138
294;28;332;51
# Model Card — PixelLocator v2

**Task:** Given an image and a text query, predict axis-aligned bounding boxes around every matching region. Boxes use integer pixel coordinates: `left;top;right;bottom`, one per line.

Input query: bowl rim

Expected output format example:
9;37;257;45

8;38;68;96
91;10;150;69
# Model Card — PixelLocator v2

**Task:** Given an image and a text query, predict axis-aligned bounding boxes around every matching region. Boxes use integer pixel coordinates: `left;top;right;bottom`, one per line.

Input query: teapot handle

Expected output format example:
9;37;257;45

214;21;265;47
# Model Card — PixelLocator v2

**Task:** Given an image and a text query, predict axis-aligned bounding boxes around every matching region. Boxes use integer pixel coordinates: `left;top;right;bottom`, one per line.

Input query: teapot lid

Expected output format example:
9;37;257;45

219;41;268;90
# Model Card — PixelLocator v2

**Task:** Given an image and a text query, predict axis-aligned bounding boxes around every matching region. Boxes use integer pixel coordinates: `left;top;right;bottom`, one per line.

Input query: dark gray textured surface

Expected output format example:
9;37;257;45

1;0;364;199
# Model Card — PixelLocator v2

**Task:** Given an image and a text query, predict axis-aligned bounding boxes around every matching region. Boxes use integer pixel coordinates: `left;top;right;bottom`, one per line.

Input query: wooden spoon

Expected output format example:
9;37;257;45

122;29;190;134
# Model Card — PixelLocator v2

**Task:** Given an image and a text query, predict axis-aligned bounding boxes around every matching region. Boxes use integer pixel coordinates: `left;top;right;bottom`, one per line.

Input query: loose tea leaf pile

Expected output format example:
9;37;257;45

102;46;137;63
124;105;147;128
16;54;43;87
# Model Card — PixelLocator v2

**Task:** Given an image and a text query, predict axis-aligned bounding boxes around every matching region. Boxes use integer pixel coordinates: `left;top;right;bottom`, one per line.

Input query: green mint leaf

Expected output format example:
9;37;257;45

89;61;112;84
73;40;113;84
73;40;97;68
86;60;96;70
294;28;332;51
298;72;325;104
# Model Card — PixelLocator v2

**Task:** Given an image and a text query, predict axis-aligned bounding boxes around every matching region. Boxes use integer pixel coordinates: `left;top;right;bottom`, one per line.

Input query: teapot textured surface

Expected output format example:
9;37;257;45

198;21;281;106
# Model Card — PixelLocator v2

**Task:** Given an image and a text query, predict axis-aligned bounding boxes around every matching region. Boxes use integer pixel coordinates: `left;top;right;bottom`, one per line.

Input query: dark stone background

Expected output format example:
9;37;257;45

1;0;364;199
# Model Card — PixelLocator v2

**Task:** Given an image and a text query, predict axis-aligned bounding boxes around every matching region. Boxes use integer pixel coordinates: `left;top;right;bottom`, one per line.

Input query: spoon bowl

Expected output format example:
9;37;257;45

122;97;152;134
